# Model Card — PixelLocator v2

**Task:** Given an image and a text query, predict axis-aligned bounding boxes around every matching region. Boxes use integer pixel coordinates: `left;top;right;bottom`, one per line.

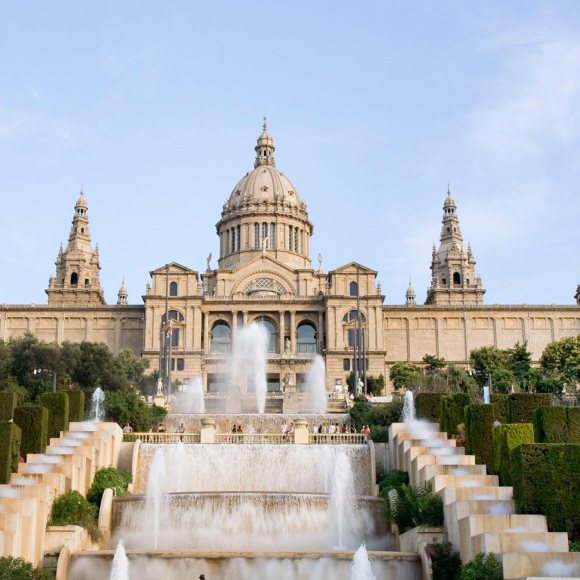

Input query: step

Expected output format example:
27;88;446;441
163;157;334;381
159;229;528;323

410;453;473;486
472;531;569;558
419;463;485;487
431;474;499;494
438;485;513;506
502;552;580;579
459;514;548;563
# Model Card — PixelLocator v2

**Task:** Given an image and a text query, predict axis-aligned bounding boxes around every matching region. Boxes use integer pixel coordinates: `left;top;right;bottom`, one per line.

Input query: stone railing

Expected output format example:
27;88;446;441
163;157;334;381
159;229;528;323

123;432;201;443
309;433;367;445
214;433;292;444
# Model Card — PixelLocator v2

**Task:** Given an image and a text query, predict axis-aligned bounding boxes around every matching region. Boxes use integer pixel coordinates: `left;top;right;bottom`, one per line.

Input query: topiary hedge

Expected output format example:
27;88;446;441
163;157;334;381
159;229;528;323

87;467;132;511
0;391;19;422
13;405;49;458
440;393;470;437
511;443;580;539
0;421;22;484
465;404;496;472
48;490;100;541
67;389;85;423
533;406;580;443
507;393;552;423
40;392;70;439
415;393;444;422
491;393;509;423
492;423;534;486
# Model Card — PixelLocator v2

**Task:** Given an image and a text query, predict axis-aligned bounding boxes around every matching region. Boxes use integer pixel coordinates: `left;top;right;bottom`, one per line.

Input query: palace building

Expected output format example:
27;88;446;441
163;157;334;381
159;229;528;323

1;122;579;395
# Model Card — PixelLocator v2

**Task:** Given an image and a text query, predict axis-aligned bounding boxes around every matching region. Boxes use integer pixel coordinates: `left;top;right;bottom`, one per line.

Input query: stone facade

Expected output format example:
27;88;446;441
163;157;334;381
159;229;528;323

1;123;579;395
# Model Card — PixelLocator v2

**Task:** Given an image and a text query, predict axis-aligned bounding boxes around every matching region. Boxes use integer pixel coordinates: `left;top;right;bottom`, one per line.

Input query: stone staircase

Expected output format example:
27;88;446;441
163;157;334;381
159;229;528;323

388;422;580;580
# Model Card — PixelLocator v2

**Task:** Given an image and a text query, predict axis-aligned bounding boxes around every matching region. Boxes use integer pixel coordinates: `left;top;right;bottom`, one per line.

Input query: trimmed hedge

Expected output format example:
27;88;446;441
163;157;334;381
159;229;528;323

0;391;19;422
533;406;580;443
415;393;444;422
13;405;49;458
40;392;70;439
492;423;534;486
512;443;580;539
507;393;552;423
67;390;85;423
439;393;470;436
491;393;509;423
465;404;496;471
0;421;22;484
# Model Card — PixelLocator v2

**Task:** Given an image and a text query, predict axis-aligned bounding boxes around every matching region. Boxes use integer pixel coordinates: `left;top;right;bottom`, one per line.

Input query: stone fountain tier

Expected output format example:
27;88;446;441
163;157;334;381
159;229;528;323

67;549;421;580
133;444;373;496
164;413;351;433
111;492;393;552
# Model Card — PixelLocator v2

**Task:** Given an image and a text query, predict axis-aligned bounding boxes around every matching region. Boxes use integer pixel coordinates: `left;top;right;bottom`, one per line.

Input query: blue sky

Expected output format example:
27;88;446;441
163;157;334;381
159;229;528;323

1;1;579;305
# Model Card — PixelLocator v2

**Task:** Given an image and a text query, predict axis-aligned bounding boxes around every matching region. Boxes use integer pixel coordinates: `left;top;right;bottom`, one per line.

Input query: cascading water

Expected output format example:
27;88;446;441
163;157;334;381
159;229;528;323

401;390;415;423
145;447;167;549
228;323;269;413
330;452;358;549
109;539;129;580
302;354;328;414
91;387;105;422
172;376;205;414
351;544;376;580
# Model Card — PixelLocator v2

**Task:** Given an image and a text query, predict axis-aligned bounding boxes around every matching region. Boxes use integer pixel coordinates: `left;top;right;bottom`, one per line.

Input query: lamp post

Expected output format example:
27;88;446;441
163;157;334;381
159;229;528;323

469;369;492;404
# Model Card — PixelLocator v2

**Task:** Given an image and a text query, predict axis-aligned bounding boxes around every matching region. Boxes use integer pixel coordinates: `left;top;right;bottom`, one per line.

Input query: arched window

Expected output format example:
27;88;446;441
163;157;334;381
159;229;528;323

453;272;461;285
169;281;178;296
211;321;231;354
162;310;184;325
349;281;358;296
342;310;366;324
70;272;78;285
255;317;277;353
297;322;317;354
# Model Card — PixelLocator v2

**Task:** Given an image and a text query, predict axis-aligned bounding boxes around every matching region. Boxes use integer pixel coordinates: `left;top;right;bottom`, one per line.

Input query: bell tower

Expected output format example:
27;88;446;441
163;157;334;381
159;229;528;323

46;190;106;305
425;188;485;306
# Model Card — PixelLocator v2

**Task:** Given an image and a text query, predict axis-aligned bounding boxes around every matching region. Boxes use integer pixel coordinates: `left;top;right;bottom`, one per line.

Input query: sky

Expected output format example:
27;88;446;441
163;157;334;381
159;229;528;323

0;1;579;306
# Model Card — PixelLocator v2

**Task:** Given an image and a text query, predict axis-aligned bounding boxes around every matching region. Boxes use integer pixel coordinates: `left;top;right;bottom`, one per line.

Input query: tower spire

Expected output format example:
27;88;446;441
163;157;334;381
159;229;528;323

254;118;276;168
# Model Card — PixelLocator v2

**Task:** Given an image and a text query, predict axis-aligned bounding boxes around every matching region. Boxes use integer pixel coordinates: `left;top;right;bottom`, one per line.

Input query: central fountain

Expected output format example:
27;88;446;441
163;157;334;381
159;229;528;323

63;328;421;580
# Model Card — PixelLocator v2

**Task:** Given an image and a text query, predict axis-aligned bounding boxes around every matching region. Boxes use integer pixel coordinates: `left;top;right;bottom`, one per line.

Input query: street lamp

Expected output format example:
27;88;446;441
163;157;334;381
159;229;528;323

469;369;492;404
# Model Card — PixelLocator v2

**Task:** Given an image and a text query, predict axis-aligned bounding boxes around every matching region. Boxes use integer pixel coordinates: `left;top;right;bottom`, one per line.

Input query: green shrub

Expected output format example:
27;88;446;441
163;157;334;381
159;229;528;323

465;404;496;471
349;399;402;441
0;391;19;422
533;406;580;443
511;443;580;539
491;394;509;423
0;556;53;580
48;490;99;541
570;540;580;552
40;392;70;439
13;405;49;458
87;467;132;510
378;469;409;496
0;421;22;484
415;393;444;422
507;393;552;423
458;552;502;580
67;389;85;422
440;393;470;436
387;482;444;533
426;542;462;580
492;423;534;486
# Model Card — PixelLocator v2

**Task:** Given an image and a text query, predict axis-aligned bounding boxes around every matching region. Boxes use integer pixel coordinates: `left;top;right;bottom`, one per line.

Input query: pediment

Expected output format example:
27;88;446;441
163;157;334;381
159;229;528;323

330;261;377;275
149;262;198;276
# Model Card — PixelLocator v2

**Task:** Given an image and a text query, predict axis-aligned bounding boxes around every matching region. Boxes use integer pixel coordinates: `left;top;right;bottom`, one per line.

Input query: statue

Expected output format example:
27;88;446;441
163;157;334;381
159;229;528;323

317;253;323;272
261;236;269;256
575;284;580;305
284;337;291;354
206;252;212;271
156;378;164;396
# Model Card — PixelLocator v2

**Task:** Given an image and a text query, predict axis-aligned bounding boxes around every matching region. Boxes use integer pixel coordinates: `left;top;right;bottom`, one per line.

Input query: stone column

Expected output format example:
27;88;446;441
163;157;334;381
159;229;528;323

200;418;216;443
279;311;286;354
232;311;238;334
290;311;296;353
294;419;309;444
317;311;324;352
203;313;209;354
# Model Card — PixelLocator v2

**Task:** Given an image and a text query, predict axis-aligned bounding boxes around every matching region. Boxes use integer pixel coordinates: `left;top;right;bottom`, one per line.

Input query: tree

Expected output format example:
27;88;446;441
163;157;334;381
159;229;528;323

507;342;533;390
72;342;128;393
540;335;580;394
115;349;150;385
423;354;446;372
469;346;515;394
103;388;166;431
390;362;421;390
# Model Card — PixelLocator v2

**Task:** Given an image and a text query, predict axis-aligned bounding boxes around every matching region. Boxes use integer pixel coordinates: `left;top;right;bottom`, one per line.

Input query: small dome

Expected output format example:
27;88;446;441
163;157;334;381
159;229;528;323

443;187;456;209
76;191;88;209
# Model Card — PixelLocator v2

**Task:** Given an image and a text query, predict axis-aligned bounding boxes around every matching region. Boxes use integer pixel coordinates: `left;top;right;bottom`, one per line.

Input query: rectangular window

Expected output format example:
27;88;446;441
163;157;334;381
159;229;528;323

171;328;179;347
262;222;268;246
296;228;300;253
231;227;236;253
343;358;350;371
236;225;241;251
254;223;260;249
348;329;356;348
176;358;184;371
270;223;276;249
289;226;293;251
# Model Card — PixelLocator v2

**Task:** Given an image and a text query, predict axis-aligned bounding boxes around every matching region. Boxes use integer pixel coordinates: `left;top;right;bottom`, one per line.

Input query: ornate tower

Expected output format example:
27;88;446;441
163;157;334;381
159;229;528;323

405;279;416;305
46;191;106;305
425;188;484;306
117;279;128;305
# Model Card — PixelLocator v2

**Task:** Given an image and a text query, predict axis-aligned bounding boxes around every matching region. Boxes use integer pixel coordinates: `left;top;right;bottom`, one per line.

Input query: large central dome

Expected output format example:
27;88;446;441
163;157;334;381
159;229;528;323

227;121;304;208
216;121;313;271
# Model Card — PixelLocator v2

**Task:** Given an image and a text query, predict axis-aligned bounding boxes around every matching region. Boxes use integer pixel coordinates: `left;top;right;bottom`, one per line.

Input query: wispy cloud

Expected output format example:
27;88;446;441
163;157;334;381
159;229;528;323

0;104;74;142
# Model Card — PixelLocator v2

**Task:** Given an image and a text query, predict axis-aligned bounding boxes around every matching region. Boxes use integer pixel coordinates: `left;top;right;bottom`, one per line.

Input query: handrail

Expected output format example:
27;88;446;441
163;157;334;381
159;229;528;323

309;433;367;444
123;432;201;443
214;433;292;444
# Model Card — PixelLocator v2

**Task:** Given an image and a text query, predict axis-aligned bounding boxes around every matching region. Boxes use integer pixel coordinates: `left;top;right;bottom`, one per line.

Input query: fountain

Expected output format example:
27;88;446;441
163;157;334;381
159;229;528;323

109;539;129;580
351;544;376;580
401;389;415;423
330;452;357;549
227;323;269;414
91;387;105;422
172;376;205;414
302;354;328;414
145;447;167;550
